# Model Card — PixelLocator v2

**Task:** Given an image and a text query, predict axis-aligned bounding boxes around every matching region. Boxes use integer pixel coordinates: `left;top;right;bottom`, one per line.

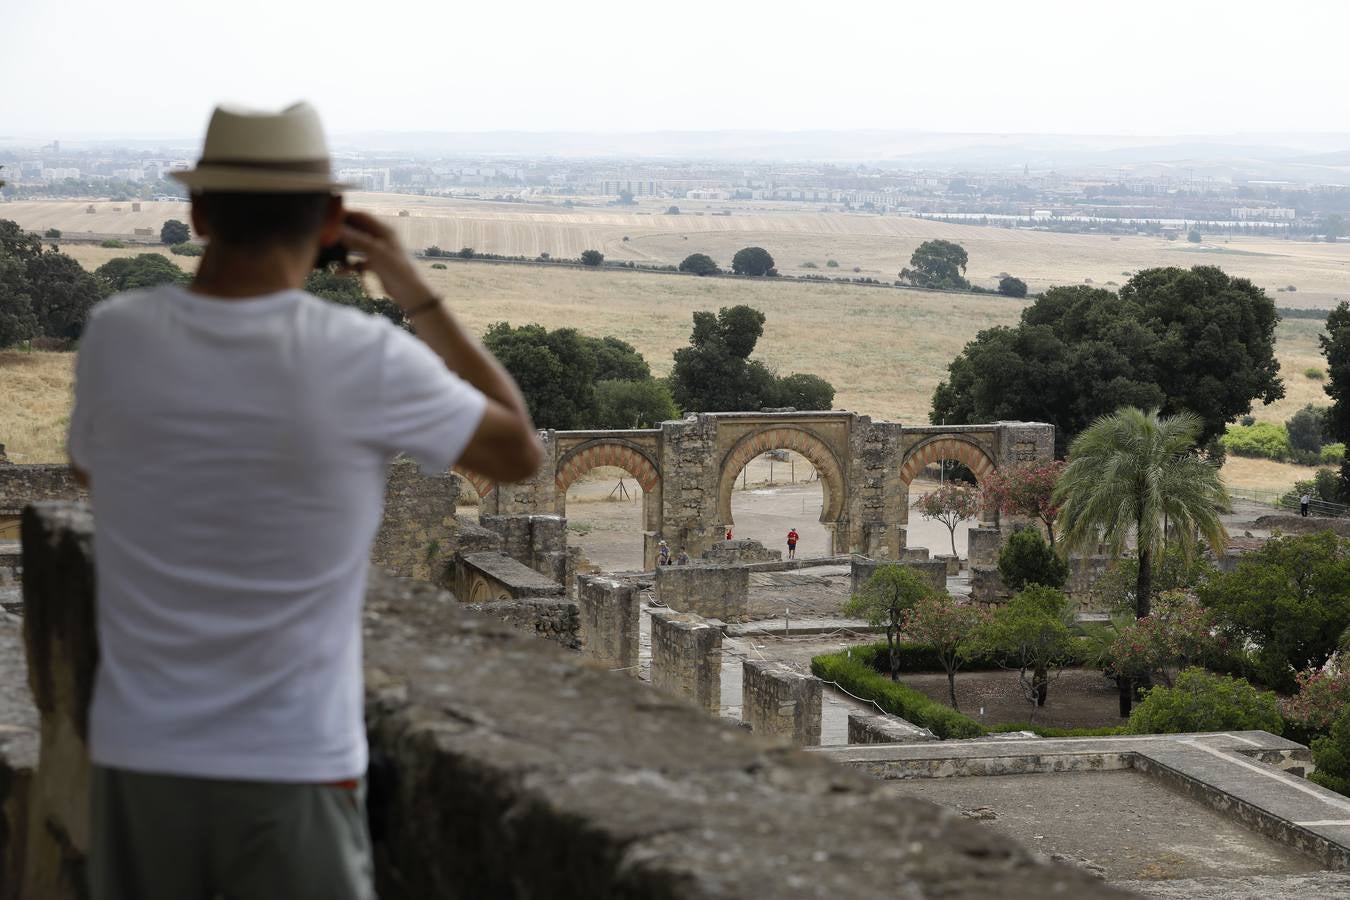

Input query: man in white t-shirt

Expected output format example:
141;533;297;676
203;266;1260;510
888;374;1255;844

67;103;542;900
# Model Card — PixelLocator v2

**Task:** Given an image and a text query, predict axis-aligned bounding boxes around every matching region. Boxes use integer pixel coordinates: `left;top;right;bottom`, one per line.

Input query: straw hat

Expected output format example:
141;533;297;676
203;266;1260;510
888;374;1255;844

170;102;352;193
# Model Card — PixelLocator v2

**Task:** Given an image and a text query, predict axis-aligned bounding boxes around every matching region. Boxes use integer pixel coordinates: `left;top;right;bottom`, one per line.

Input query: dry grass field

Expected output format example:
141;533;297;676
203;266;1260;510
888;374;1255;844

7;194;1350;306
0;351;75;464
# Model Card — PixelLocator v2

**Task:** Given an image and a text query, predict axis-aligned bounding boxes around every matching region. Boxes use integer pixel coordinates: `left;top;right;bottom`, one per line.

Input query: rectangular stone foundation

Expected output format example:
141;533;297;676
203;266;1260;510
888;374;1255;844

741;659;822;747
967;527;1002;567
577;575;640;676
847;712;935;745
850;558;948;595
654;565;750;622
649;610;722;715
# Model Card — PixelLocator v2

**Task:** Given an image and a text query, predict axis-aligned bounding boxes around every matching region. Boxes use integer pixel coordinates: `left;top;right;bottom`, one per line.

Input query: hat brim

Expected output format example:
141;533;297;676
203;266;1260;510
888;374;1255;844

169;165;354;193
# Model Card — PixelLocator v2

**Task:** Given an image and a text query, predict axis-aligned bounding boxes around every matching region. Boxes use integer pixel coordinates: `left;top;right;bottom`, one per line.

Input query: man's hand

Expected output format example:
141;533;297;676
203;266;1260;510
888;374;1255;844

338;211;434;310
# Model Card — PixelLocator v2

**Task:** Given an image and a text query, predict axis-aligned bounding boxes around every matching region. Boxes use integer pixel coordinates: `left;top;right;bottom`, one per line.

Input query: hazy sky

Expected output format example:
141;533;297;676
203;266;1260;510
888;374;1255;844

6;0;1349;141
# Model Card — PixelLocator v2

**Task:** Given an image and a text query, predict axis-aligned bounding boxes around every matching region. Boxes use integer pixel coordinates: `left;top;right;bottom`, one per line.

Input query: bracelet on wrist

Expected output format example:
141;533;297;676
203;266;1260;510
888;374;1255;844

406;296;442;318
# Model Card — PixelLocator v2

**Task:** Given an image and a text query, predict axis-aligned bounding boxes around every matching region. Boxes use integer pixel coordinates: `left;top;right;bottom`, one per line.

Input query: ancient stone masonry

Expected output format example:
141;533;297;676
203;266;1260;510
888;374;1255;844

374;459;485;583
966;526;1003;568
700;539;781;565
6;502;1127;899
847;711;936;745
453;551;565;603
576;574;640;676
741;659;823;747
0;464;84;541
461;598;580;650
462;414;1053;567
654;564;750;622
649;610;722;715
477;513;575;589
0;611;37;900
850;557;948;595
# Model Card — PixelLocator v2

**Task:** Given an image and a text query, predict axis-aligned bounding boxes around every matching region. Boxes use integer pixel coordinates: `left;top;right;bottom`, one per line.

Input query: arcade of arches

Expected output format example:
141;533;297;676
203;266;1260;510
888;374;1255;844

465;413;1054;569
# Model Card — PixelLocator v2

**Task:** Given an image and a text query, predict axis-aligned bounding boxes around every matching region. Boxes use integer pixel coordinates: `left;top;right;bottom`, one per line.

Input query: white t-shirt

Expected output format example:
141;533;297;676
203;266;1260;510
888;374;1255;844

68;284;486;782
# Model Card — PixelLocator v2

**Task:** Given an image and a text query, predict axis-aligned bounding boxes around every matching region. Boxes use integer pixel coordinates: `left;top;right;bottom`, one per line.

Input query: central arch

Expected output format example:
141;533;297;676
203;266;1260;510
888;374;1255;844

554;439;663;542
716;426;846;527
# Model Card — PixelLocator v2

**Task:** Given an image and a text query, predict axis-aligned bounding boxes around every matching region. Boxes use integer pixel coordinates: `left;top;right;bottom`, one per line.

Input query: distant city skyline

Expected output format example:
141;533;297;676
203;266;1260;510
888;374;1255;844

6;0;1349;141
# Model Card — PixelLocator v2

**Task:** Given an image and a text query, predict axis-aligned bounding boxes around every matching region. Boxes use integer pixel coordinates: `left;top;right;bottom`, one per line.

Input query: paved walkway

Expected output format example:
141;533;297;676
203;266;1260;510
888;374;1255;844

818;731;1350;871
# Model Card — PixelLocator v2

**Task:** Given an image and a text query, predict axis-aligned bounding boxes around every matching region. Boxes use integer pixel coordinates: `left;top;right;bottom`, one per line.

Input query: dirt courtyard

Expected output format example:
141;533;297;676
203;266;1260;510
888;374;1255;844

900;667;1124;730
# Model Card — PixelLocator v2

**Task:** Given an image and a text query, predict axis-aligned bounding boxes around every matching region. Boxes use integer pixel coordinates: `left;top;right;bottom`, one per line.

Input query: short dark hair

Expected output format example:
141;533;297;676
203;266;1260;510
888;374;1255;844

193;192;332;248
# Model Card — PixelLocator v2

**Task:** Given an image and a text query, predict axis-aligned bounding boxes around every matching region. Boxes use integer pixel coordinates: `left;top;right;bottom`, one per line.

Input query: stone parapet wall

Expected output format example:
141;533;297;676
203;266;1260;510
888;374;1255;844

847;712;936;745
654;564;750;622
453;551;565;603
850;557;948;596
0;610;37;900
897;546;930;563
372;459;467;583
479;513;570;585
7;501;1124;900
462;598;580;650
577;575;640;676
741;659;823;747
700;539;782;565
0;465;84;542
649;610;722;715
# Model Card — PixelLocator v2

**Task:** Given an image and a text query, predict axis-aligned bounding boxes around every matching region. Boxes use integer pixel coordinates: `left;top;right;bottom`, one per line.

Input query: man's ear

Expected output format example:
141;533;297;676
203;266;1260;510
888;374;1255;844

317;195;345;246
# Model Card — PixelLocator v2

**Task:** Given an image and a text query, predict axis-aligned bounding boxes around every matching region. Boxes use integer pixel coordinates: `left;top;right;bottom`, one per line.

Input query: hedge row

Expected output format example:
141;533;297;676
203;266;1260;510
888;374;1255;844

810;650;985;739
842;640;1095;674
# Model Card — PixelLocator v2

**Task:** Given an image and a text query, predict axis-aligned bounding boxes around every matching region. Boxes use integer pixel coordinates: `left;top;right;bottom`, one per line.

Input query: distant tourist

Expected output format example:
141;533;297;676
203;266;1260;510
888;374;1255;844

726;527;734;541
68;102;541;900
1301;492;1311;517
787;527;799;559
658;539;671;565
677;548;690;565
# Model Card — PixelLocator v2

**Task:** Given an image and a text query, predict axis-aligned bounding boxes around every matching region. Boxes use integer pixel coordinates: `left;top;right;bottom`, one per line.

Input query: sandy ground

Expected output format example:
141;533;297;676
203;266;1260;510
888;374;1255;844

900;667;1123;730
885;771;1325;882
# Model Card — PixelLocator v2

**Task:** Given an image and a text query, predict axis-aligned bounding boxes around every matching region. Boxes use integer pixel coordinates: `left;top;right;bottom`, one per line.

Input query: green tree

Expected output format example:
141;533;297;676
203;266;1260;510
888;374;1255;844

588;335;650;382
1198;531;1350;691
160;219;190;245
483;322;597;430
1126;668;1282;735
25;251;108;339
1319;301;1350;498
1187;229;1202;243
997;527;1068;592
900;239;969;289
678;253;719;276
1310;707;1350;796
1056;408;1228;621
458;247;475;259
901;594;988;709
913;482;980;558
772;372;835;410
303;270;407;327
971;584;1074;714
96;254;190;292
580;249;604;267
169;242;204;257
591;378;678;429
1287;404;1328;456
840;566;940;681
932;268;1284;454
0;253;39;348
44;228;61;239
997;275;1027;298
731;246;775;277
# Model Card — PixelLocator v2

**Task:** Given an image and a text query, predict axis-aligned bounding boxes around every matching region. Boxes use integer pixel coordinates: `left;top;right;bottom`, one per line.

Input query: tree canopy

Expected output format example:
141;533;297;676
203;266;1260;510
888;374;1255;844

997;275;1028;298
0;219;110;346
160;219;191;245
1319;301;1350;496
95;254;190;292
900;240;969;289
932;267;1283;453
669;305;834;413
731;246;775;277
678;253;719;276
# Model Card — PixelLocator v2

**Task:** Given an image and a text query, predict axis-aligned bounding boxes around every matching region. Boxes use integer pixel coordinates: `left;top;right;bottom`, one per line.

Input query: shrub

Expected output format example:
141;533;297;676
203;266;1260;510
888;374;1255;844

1322;444;1346;465
801;261;818;268
1281;665;1350;737
826;259;839;268
998;275;1028;298
44;228;61;239
1310;707;1350;795
997;528;1067;591
1187;229;1202;243
1127;668;1282;734
810;649;985;739
430;263;447;269
169;242;203;257
425;245;443;257
1220;422;1291;460
458;247;475;259
1307;366;1326;380
580;249;604;267
100;239;126;248
1287;405;1327;455
678;253;719;276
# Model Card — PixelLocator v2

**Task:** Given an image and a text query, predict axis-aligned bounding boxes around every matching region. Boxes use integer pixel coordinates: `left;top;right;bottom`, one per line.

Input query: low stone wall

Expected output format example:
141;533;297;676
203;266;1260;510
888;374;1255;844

897;546;929;563
741;659;823;747
934;554;960;576
0;464;84;541
653;564;750;622
6;501;1125;899
1066;555;1112;609
967;527;1002;567
970;566;1010;606
577;575;640;676
0;545;19;586
847;712;936;745
462;598;580;650
480;513;571;585
850;557;948;595
453;551;564;603
649;610;722;715
700;539;782;565
0;611;37;900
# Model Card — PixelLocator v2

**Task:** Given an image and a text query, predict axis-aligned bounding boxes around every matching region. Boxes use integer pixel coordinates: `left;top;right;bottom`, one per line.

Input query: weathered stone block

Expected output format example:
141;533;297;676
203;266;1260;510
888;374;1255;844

971;566;1010;605
741;659;822;746
650;610;722;715
967;527;1002;567
462;598;580;650
577;575;640;676
847;712;935;745
453;551;564;603
700;539;782;565
850;558;947;595
897;546;929;563
654;564;750;622
933;554;960;576
0;611;38;900
372;458;465;583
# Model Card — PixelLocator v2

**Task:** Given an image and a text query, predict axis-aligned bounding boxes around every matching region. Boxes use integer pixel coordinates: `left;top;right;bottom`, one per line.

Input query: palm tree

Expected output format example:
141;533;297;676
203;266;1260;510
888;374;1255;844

1054;408;1228;621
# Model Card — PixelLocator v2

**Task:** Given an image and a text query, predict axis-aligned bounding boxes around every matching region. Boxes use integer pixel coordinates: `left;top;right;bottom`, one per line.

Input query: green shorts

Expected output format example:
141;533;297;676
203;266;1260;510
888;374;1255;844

90;764;375;900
